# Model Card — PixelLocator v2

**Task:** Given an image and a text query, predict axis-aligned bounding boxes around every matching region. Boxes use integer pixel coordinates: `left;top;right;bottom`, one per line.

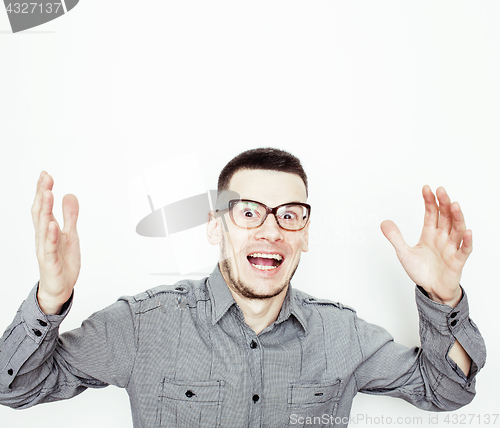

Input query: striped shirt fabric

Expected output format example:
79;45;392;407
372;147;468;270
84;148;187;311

0;265;486;427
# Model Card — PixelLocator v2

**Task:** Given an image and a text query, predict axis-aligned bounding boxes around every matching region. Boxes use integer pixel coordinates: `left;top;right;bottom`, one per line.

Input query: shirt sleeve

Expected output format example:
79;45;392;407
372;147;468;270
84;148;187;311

353;285;486;411
0;283;137;409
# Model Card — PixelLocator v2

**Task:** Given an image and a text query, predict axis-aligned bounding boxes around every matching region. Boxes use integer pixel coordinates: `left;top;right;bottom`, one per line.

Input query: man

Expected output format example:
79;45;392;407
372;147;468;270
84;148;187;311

0;148;486;427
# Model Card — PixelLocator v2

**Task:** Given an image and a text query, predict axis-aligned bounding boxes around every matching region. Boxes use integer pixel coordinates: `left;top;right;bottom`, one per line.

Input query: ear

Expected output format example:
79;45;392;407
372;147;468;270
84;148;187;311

207;211;222;245
301;221;310;253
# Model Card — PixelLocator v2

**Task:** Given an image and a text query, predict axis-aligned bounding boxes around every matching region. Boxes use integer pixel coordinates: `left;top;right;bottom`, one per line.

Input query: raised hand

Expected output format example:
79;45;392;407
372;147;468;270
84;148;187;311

380;185;472;308
32;171;81;314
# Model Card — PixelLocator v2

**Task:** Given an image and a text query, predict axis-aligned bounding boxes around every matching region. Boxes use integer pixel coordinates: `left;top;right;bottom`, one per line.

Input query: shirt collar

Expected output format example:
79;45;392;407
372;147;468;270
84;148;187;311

207;264;238;325
206;264;308;332
276;285;308;332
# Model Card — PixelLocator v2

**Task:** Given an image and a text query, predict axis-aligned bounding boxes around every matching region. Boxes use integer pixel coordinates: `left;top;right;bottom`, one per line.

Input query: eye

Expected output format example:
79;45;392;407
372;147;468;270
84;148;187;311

280;211;298;220
234;203;262;220
244;209;257;218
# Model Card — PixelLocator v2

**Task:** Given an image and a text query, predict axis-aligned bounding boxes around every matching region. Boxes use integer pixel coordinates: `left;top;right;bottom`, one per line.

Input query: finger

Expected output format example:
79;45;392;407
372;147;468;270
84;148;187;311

31;172;54;231
422;185;439;229
381;220;408;256
449;202;466;248
456;229;473;264
32;171;47;230
62;194;79;237
436;186;453;233
44;220;60;266
37;189;58;258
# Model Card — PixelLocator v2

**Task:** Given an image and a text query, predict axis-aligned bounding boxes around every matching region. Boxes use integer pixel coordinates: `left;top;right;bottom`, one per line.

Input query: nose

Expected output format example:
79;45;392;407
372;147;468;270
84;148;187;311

255;214;283;242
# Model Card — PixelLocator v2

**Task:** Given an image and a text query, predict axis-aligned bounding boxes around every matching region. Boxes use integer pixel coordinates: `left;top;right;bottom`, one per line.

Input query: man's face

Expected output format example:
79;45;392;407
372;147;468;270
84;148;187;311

214;169;310;300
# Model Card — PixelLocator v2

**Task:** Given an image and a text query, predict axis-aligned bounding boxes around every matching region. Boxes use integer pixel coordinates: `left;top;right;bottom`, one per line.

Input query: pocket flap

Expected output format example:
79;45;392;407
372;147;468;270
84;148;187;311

160;379;224;404
288;380;341;405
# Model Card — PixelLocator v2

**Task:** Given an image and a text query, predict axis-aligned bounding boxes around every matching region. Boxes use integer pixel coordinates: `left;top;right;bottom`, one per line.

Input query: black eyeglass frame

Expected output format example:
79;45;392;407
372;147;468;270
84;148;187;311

220;199;311;231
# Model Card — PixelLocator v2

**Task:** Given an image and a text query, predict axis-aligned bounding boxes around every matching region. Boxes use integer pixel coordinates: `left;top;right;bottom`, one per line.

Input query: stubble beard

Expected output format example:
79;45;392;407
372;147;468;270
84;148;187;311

219;237;300;300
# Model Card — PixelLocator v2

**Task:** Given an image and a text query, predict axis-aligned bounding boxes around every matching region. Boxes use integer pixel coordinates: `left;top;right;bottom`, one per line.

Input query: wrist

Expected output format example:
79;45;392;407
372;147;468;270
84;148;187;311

428;286;463;308
37;285;70;315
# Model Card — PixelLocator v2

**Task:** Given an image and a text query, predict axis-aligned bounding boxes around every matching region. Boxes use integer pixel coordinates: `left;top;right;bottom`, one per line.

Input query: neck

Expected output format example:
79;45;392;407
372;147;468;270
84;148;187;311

228;285;288;335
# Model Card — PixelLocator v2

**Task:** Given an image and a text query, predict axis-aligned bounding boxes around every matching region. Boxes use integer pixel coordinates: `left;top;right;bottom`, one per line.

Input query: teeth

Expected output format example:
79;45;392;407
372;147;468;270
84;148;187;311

251;264;278;270
248;253;283;261
248;253;283;270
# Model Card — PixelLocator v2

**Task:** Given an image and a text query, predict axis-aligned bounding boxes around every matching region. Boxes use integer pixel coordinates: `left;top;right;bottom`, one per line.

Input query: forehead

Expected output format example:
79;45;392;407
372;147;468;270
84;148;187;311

228;169;307;206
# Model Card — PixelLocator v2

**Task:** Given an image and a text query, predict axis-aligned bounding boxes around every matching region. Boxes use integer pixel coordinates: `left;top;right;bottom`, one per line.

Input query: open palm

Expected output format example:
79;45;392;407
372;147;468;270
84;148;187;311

381;185;472;307
32;171;81;314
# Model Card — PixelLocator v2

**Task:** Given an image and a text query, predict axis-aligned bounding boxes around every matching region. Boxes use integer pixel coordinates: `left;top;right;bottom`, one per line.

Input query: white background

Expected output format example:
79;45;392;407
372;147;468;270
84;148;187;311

0;1;498;427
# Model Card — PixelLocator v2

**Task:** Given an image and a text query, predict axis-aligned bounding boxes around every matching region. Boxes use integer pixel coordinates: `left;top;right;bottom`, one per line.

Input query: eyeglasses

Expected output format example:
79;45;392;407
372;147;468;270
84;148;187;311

217;199;311;231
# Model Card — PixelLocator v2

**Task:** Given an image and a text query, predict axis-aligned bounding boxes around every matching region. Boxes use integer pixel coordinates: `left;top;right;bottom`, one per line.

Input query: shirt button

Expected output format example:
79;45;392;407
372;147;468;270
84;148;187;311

252;394;260;402
7;369;13;376
185;390;195;398
250;340;258;349
450;312;459;319
33;329;42;337
451;320;457;327
37;319;48;327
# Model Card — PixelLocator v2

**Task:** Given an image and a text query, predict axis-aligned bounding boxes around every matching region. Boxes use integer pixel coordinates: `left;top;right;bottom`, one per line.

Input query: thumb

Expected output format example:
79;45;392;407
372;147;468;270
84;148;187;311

380;220;408;255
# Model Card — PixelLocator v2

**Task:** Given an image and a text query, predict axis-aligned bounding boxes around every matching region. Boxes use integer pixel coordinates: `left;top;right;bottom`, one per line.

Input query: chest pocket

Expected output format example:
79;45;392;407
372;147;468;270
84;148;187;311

157;378;225;428
287;380;341;427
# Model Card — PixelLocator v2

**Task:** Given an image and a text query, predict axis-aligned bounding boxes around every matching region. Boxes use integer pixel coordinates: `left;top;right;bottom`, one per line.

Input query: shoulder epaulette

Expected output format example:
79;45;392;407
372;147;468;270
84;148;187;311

302;296;356;313
132;283;190;303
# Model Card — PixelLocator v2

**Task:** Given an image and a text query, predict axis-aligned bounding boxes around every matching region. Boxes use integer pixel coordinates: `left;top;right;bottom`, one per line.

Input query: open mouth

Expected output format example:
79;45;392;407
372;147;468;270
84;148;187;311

247;253;284;271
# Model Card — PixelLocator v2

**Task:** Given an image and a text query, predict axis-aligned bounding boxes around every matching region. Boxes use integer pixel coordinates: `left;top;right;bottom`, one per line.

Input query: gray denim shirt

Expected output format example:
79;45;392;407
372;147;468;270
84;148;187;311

0;265;486;427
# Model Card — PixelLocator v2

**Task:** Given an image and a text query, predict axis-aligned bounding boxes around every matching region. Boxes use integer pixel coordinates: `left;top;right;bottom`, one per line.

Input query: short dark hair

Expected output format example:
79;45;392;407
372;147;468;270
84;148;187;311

218;147;308;197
